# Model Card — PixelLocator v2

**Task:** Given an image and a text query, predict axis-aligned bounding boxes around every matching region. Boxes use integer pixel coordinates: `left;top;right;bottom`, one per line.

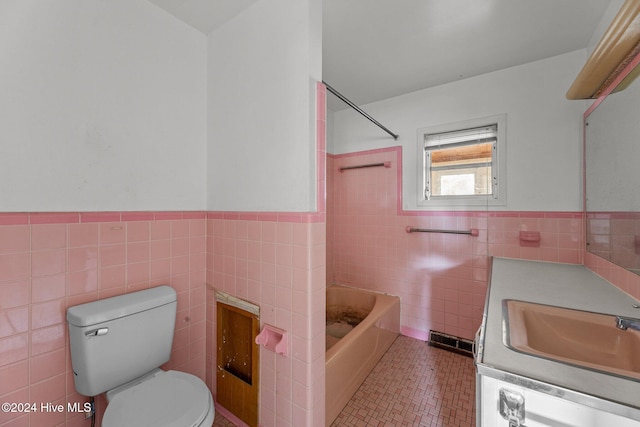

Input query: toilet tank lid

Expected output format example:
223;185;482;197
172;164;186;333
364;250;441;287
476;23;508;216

67;286;176;327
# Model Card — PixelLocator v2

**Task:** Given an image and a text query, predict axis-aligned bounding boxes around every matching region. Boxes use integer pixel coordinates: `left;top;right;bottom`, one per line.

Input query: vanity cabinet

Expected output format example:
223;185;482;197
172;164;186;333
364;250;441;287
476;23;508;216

478;374;639;427
475;258;640;427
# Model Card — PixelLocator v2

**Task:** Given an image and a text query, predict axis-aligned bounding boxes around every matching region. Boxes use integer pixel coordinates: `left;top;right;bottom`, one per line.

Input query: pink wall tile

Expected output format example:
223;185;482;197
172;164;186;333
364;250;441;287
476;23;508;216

31;275;66;303
183;211;206;220
151;220;171;240
68;269;98;296
0;212;210;427
30;348;66;384
127;241;150;264
150;259;170;281
153;211;184;221
30;212;79;224
150;239;171;260
68;247;98;272
0;307;29;338
30;323;65;356
121;211;154;222
0;226;30;254
0;334;29;366
126;221;150;241
68;223;99;247
0;360;28;396
0;281;29;310
32;224;67;250
171;220;190;238
31;299;66;330
99;244;126;267
0;213;29;226
80;212;121;223
206;213;325;426
0;253;30;282
99;223;126;245
190;230;210;255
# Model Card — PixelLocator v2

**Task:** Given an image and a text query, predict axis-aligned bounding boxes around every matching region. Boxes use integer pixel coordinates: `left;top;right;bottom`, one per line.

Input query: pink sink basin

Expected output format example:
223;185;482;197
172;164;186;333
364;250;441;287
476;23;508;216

503;300;640;380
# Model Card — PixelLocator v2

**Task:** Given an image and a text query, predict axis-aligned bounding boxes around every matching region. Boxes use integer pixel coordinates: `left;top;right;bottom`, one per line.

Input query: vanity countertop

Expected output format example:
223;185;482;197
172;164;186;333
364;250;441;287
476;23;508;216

478;257;640;415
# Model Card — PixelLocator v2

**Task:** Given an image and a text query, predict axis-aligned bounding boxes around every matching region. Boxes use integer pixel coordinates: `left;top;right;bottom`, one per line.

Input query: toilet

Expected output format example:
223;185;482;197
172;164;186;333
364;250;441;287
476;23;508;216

67;286;214;427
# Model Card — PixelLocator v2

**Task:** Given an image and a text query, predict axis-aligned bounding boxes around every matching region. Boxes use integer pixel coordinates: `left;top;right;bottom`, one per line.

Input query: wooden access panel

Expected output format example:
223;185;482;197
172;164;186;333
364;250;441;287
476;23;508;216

216;301;260;427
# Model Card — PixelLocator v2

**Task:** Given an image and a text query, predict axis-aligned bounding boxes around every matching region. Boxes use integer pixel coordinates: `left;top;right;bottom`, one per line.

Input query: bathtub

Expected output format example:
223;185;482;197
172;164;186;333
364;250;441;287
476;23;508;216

325;285;400;426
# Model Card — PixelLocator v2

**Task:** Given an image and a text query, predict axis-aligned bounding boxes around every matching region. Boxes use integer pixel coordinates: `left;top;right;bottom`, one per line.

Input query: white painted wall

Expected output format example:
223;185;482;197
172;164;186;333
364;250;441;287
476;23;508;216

0;0;207;211
330;51;589;212
207;0;321;212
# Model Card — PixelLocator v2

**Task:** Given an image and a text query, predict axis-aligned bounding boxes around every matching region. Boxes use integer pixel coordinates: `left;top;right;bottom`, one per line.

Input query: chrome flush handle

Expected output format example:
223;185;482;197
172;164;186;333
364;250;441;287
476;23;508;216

85;327;108;337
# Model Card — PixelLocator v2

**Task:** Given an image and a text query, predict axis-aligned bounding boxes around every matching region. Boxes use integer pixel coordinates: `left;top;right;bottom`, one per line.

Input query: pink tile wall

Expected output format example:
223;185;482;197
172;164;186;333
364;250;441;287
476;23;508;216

327;147;583;340
205;216;325;427
0;212;207;427
585;251;640;300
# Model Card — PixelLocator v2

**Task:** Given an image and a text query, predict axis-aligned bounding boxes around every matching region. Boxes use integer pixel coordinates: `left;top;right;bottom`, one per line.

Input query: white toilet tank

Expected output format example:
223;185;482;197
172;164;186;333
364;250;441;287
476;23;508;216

67;286;177;397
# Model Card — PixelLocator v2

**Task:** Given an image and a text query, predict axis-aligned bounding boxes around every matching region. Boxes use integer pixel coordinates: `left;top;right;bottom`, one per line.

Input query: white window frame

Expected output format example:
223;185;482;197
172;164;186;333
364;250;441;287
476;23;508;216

417;115;506;208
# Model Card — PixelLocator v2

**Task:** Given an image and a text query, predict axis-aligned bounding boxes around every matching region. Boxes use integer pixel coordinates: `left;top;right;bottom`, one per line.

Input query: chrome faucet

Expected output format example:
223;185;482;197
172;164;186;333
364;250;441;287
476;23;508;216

615;315;640;331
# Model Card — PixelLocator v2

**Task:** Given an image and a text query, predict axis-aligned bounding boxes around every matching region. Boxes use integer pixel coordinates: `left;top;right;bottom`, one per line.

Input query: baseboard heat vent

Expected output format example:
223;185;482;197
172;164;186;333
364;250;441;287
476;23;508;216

428;330;473;357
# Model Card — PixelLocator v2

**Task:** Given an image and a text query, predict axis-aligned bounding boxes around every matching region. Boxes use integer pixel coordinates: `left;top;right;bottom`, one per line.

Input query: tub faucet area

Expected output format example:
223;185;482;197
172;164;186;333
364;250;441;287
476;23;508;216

615;315;640;331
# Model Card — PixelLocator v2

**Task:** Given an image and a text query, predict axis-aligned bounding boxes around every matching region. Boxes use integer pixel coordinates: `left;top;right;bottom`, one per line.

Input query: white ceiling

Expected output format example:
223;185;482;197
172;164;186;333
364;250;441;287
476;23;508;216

147;0;261;35
147;0;614;110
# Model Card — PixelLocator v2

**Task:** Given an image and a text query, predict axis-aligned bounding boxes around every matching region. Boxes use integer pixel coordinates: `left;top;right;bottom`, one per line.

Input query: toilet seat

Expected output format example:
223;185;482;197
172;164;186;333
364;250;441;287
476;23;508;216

102;370;214;427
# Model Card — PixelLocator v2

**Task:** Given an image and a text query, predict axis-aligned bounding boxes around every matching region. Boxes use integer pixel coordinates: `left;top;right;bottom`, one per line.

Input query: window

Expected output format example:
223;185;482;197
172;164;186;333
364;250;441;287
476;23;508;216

418;116;505;207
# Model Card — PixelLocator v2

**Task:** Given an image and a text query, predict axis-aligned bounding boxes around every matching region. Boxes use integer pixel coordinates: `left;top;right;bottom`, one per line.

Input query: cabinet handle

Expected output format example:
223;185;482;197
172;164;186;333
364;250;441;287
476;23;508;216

499;388;526;426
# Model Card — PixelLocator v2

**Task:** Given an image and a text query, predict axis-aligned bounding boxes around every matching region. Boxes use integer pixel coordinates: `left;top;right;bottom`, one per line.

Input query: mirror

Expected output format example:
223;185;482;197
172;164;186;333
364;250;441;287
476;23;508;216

585;53;640;274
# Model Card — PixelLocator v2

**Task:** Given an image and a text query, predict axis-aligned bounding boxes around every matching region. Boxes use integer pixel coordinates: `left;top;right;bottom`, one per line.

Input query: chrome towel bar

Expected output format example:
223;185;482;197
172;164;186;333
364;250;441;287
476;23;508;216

406;226;479;236
339;161;391;172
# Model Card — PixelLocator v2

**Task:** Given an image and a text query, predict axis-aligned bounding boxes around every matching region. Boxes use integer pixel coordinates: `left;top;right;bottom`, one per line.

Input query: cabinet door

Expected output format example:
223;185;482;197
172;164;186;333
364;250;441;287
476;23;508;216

479;375;640;427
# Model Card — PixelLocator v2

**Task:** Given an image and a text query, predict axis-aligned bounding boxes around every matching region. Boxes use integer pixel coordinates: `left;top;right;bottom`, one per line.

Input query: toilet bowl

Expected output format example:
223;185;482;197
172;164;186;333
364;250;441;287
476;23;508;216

67;286;214;427
102;370;214;427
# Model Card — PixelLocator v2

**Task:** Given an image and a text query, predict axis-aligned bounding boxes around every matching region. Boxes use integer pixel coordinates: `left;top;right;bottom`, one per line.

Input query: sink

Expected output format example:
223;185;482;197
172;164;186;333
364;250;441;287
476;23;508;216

503;300;640;381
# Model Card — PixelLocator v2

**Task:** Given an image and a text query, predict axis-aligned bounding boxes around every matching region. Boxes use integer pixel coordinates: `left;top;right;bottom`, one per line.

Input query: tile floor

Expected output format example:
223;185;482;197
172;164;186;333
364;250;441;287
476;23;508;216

214;335;476;427
331;335;476;427
213;412;237;427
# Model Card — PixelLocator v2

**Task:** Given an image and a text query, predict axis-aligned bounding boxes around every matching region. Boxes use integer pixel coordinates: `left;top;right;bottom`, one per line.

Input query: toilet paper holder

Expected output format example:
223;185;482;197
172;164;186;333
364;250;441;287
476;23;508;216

255;324;288;356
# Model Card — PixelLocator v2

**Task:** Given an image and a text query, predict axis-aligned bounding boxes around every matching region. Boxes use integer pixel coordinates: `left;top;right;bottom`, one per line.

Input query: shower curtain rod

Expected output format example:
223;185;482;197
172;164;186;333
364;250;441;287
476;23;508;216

322;81;399;140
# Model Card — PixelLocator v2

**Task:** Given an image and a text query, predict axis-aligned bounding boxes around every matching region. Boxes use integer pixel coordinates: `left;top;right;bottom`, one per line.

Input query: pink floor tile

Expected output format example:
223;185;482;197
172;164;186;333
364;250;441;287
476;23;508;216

331;336;475;427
